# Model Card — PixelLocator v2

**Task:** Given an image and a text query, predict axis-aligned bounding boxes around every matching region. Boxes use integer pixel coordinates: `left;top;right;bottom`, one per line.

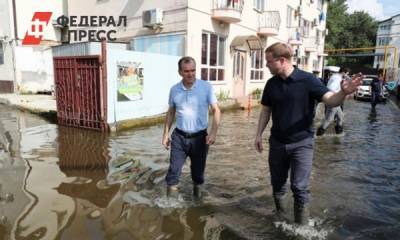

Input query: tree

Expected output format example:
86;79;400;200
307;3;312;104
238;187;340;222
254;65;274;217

325;0;378;71
326;0;349;50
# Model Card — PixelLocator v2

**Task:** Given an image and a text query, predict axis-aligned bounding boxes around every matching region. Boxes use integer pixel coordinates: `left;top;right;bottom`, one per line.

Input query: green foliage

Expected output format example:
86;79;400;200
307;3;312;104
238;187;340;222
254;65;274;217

326;0;348;49
326;0;378;72
251;88;263;100
216;89;230;101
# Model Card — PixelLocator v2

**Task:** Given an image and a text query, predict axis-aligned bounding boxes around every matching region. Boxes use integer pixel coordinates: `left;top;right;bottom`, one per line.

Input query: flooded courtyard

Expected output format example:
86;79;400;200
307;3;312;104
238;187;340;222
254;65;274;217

0;98;399;240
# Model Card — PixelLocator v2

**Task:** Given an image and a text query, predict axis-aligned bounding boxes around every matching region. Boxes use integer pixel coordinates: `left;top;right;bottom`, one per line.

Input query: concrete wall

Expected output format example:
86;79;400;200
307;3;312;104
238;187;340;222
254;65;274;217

0;0;15;83
0;0;67;92
14;0;66;42
0;42;15;83
14;46;54;93
106;49;180;124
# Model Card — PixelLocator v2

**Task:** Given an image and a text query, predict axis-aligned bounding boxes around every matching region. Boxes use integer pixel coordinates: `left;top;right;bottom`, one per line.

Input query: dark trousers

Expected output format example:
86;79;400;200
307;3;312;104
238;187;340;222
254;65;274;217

268;136;314;205
165;129;209;186
371;92;380;108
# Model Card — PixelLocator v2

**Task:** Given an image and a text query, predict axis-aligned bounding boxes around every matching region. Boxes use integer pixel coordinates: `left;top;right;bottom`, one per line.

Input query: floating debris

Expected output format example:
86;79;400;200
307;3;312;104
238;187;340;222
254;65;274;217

88;210;101;219
110;157;140;170
107;157;154;185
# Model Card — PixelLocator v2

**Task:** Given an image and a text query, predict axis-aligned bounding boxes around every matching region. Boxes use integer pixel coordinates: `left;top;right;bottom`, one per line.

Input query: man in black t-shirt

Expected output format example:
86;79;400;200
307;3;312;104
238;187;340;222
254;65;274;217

370;69;384;110
254;42;362;224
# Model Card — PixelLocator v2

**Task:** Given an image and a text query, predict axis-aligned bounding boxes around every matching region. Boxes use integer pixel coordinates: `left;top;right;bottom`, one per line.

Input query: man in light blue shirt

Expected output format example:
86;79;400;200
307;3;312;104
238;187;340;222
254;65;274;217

162;56;221;198
317;67;350;135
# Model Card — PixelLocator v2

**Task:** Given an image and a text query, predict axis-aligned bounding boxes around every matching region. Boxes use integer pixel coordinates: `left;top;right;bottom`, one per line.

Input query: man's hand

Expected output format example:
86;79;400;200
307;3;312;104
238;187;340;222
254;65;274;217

255;135;263;153
341;73;363;94
162;134;171;150
206;133;216;145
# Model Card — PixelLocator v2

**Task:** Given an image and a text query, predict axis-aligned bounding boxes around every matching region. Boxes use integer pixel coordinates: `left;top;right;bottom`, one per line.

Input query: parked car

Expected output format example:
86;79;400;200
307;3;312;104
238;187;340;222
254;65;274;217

353;75;388;102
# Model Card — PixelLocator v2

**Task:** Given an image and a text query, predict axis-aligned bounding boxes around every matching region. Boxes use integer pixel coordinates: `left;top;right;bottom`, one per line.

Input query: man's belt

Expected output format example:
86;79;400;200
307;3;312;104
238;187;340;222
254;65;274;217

175;128;207;138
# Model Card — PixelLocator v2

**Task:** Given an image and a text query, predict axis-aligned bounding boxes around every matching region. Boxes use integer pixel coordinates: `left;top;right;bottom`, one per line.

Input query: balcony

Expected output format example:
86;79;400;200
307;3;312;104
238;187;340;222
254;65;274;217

212;0;244;24
258;11;280;36
288;29;302;46
304;37;319;52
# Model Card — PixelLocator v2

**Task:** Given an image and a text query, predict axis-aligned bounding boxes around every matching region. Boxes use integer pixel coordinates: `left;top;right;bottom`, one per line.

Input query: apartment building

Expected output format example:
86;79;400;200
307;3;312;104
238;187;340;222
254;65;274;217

67;0;329;99
373;13;400;80
0;0;329;97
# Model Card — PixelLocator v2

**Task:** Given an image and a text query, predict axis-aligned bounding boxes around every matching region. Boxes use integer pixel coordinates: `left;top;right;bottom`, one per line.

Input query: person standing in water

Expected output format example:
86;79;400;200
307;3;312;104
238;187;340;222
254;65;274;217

162;56;221;199
255;43;362;224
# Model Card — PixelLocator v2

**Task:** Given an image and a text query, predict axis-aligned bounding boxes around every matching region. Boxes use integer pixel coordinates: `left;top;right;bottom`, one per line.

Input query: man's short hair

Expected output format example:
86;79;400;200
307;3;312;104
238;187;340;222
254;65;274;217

377;68;384;76
265;42;293;60
178;56;196;71
339;67;350;74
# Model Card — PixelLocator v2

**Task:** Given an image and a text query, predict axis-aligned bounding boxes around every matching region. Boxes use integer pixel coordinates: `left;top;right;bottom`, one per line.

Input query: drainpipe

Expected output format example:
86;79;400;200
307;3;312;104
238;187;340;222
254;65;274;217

11;0;18;93
296;1;302;67
11;0;18;41
101;39;110;132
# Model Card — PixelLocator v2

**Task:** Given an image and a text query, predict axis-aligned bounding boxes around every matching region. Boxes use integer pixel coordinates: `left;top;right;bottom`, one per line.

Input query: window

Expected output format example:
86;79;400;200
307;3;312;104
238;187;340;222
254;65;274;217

316;29;321;44
250;50;264;80
317;0;324;10
132;34;184;56
301;55;309;71
313;59;319;71
300;18;310;37
380;24;391;31
201;32;225;81
378;37;391;46
287;6;295;27
254;0;264;11
0;43;3;65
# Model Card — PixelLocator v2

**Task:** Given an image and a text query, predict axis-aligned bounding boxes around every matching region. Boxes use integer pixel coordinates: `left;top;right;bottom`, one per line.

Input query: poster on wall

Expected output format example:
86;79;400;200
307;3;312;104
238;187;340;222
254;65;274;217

117;61;144;101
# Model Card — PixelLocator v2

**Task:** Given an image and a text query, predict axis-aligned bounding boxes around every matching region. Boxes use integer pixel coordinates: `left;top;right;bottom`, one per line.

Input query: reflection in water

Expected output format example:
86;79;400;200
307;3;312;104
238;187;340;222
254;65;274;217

0;99;400;240
12;124;72;240
58;127;111;169
368;107;377;123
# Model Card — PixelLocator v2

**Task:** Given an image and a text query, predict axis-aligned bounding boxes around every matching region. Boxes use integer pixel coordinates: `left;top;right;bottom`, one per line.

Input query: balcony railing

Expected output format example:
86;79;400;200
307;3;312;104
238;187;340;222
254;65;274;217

303;37;318;52
258;11;280;36
212;0;244;23
288;29;302;46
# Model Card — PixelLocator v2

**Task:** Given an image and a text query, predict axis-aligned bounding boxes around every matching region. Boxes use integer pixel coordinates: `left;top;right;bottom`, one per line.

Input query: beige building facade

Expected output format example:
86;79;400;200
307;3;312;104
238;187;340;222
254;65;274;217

0;0;329;96
67;0;329;99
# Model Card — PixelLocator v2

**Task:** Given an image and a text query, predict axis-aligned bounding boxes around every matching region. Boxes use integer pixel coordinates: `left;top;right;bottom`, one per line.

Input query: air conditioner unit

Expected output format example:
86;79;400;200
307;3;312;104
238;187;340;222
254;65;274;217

142;8;163;28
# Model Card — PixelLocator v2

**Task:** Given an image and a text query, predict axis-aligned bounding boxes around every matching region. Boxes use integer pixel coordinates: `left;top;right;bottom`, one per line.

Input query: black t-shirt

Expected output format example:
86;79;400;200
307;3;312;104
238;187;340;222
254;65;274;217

371;78;383;93
261;68;330;143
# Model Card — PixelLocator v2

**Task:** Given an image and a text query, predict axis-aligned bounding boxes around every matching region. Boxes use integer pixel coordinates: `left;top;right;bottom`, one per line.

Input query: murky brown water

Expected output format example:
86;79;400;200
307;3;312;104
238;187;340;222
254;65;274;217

0;98;399;240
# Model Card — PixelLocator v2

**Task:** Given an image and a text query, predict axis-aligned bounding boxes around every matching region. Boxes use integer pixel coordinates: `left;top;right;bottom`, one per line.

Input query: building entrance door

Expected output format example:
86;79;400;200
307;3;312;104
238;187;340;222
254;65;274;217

233;50;246;98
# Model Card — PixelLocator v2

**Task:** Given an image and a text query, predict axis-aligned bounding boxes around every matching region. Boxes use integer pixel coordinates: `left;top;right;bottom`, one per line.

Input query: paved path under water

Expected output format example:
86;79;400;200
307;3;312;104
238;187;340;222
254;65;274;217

0;98;399;240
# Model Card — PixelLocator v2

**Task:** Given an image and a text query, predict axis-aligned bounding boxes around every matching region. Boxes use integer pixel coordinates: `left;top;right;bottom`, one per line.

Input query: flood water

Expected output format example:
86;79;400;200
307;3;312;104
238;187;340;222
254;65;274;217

0;99;399;240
